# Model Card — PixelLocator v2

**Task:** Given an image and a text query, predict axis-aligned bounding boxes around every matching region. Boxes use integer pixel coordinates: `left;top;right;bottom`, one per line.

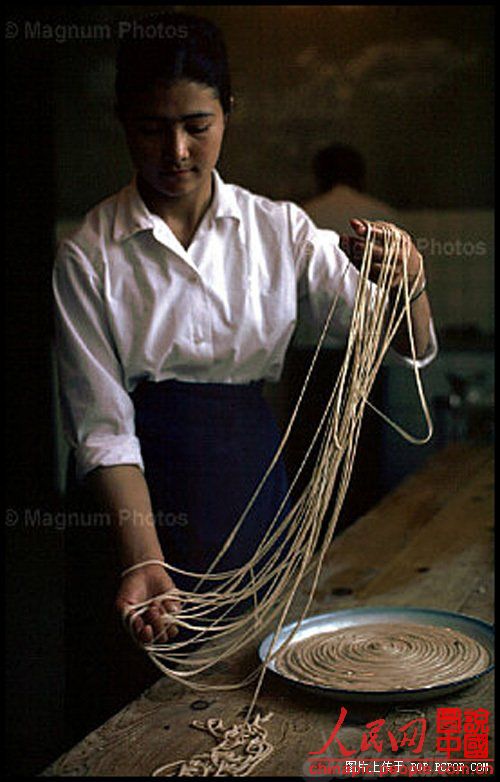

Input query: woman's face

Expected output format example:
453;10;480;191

121;79;227;200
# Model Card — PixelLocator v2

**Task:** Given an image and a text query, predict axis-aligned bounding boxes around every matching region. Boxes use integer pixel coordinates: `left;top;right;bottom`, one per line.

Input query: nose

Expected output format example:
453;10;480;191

162;126;190;166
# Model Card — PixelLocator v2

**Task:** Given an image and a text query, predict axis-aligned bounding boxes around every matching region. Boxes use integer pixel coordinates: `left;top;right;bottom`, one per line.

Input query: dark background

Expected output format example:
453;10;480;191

5;4;494;775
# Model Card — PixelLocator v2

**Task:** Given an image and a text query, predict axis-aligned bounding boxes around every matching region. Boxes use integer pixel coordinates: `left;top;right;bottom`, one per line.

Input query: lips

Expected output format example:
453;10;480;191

161;168;193;176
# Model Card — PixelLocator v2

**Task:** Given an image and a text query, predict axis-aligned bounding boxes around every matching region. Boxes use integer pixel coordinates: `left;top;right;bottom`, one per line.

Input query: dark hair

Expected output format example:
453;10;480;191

115;12;232;115
313;144;366;193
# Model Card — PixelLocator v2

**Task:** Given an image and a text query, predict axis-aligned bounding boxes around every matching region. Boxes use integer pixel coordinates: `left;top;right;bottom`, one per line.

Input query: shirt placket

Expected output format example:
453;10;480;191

152;222;214;361
189;271;213;359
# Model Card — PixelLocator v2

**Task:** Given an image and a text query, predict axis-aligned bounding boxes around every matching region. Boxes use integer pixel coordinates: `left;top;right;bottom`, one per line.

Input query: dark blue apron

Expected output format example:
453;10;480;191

130;379;290;601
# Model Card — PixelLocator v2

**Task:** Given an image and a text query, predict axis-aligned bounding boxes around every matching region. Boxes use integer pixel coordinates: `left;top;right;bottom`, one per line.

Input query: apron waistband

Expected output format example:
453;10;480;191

130;378;265;404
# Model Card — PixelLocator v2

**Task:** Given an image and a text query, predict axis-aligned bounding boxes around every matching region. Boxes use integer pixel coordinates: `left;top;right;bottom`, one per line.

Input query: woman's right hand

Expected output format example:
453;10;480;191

116;563;182;645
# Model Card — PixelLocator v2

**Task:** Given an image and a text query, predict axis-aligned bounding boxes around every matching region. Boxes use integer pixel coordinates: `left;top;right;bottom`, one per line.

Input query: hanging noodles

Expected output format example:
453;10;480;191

124;221;433;776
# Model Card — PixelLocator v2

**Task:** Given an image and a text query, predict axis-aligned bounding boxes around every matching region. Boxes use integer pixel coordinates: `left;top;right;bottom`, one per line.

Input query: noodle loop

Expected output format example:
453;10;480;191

274;622;491;691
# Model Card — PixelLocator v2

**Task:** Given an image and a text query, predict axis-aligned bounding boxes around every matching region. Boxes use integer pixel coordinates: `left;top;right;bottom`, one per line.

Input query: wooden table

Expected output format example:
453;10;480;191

43;443;494;777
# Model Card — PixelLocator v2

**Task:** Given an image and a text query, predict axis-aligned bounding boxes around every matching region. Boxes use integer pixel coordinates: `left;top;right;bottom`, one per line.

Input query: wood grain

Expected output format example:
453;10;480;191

43;443;494;777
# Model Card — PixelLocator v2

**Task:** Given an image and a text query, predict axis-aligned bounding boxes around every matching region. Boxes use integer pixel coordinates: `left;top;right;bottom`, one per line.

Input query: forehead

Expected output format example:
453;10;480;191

124;79;221;117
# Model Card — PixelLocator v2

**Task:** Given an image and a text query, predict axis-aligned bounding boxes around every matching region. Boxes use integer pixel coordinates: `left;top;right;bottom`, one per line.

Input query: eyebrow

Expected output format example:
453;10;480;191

134;112;216;122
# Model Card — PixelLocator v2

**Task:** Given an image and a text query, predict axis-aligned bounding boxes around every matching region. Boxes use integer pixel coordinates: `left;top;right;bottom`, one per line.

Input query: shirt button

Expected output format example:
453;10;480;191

188;273;198;283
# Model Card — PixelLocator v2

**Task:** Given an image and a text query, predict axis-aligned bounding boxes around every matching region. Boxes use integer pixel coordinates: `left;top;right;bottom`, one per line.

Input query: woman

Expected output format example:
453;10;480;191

53;12;436;653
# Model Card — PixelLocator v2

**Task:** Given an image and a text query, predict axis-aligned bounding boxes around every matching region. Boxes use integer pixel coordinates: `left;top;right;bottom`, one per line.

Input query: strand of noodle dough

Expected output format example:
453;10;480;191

124;222;434;776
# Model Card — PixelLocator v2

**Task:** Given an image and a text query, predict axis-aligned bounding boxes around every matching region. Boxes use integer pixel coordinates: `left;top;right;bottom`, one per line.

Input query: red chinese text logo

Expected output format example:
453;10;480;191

436;707;489;759
309;706;427;757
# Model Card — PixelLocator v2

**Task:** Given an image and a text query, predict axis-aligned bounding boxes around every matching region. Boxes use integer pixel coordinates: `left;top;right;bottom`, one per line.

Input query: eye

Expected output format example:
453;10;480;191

186;124;210;135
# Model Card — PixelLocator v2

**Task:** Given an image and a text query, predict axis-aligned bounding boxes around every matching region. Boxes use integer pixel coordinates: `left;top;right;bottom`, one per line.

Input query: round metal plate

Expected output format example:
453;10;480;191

258;606;494;702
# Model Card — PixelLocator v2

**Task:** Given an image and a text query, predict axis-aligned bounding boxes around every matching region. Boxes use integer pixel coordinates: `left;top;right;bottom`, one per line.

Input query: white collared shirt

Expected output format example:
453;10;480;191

53;170;437;479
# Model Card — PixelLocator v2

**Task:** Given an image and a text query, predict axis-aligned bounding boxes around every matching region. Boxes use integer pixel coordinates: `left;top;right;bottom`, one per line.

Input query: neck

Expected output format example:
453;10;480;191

137;173;214;247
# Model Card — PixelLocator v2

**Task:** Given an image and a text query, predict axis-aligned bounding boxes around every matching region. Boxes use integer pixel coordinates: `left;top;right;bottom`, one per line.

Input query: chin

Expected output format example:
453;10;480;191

158;170;205;195
139;175;190;199
156;181;193;198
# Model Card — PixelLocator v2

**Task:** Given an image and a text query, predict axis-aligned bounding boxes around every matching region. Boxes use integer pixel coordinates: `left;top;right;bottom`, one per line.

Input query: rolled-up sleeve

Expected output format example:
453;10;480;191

387;317;438;369
291;204;438;369
53;241;144;481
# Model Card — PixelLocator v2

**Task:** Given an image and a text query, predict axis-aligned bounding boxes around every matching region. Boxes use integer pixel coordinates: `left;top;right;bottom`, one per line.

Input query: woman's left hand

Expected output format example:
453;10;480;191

339;218;425;290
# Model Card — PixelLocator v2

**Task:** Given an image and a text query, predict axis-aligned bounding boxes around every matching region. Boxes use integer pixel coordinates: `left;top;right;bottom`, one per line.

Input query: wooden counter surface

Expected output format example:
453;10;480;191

43;442;494;777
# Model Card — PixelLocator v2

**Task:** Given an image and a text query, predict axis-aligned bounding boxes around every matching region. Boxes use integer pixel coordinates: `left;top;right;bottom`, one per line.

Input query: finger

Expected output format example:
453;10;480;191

365;244;386;263
339;234;350;255
144;604;164;641
120;606;134;629
350;217;368;236
117;598;135;623
159;599;181;642
369;262;403;286
167;624;179;640
351;219;405;246
133;616;177;645
341;237;374;267
370;257;404;271
132;614;156;646
163;597;182;615
162;603;181;637
143;599;162;623
366;222;411;250
121;605;155;645
340;235;364;259
153;602;181;643
139;624;154;645
155;605;177;644
131;614;144;635
137;609;157;642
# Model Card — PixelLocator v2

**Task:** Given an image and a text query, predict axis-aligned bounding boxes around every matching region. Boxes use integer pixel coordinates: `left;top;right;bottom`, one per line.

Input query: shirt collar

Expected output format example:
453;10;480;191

209;169;242;223
112;169;241;243
112;176;155;243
